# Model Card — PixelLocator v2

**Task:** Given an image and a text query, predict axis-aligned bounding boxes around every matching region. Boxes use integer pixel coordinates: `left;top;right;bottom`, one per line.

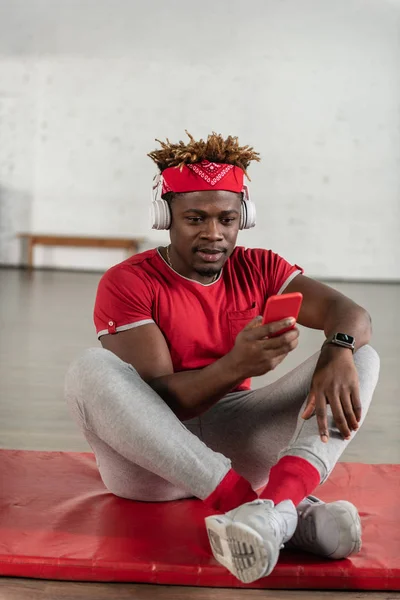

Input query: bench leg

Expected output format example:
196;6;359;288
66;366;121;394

27;239;34;269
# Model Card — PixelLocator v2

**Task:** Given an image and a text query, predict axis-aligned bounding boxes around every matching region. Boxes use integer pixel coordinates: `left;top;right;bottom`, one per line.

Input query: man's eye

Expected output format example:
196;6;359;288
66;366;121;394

221;218;235;224
186;217;203;223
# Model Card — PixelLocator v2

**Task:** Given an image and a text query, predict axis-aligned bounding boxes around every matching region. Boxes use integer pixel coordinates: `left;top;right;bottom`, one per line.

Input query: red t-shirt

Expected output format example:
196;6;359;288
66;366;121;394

94;246;303;391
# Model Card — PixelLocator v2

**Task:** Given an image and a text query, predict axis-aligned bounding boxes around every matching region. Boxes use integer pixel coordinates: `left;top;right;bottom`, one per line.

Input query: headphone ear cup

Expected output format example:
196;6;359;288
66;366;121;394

239;201;247;230
151;199;171;230
239;200;257;230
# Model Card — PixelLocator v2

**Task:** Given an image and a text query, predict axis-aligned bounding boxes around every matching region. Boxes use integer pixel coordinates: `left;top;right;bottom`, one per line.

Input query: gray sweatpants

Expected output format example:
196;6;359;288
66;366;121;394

64;345;380;502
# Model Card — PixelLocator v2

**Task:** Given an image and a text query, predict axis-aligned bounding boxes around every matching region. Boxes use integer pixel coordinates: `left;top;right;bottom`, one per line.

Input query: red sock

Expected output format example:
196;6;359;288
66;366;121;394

260;456;321;507
203;469;257;513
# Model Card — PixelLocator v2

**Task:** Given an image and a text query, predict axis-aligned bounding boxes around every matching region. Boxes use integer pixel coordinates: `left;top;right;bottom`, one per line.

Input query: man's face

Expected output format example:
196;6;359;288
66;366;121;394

168;190;241;282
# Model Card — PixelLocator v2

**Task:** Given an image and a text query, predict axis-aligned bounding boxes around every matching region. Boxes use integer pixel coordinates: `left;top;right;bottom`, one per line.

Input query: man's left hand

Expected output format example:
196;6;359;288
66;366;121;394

302;346;361;442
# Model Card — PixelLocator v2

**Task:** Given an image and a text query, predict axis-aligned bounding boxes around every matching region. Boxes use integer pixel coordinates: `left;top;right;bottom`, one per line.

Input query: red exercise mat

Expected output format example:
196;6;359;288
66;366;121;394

0;450;398;590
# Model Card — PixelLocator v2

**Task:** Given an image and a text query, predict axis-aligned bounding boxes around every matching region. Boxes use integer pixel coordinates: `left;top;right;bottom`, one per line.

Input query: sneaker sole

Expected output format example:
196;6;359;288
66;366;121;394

205;514;280;583
329;500;362;559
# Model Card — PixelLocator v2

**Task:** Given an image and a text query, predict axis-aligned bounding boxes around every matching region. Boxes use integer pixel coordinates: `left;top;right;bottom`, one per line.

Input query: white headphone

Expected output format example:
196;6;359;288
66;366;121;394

150;173;257;231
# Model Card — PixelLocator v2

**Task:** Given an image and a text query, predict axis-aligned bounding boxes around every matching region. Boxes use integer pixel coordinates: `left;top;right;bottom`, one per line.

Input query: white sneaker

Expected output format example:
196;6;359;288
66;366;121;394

205;499;298;583
286;495;362;559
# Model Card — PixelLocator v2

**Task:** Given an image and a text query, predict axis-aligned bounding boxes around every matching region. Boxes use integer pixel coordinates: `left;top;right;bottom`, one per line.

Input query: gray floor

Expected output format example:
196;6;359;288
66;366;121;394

0;267;399;464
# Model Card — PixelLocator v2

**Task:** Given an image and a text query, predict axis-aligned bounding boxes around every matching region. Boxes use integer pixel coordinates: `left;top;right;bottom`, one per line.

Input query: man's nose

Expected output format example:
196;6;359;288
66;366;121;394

201;219;223;239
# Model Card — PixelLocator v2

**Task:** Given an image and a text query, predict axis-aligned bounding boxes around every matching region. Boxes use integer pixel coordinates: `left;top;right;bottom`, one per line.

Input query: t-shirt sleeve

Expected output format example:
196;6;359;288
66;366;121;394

250;248;303;298
93;266;154;338
265;250;303;296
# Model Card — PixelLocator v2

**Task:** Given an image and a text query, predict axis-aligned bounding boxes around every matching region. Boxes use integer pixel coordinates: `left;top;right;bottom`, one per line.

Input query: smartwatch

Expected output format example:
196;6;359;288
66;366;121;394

323;333;355;353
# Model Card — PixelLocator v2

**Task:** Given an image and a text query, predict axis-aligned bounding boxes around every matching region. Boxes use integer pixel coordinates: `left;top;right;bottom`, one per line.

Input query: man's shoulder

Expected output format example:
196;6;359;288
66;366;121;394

230;246;275;266
100;248;159;285
105;248;158;276
229;246;295;276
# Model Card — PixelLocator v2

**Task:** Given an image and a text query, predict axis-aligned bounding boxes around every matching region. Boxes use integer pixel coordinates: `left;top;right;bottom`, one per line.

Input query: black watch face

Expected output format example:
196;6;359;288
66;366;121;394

336;333;354;344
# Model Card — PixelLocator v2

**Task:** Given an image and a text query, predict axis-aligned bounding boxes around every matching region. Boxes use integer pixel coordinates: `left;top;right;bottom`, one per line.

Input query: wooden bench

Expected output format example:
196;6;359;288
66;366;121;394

18;234;145;269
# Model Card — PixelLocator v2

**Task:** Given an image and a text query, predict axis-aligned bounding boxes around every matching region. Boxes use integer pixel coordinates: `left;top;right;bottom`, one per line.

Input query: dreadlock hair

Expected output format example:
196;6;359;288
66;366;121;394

147;131;260;180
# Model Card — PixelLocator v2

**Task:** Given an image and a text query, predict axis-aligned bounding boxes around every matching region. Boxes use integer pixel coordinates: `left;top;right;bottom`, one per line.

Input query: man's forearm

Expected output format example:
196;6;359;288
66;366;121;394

148;353;244;420
322;298;372;351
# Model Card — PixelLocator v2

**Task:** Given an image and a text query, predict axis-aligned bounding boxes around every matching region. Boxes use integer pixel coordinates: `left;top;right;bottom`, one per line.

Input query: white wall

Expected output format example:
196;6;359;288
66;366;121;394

0;0;399;279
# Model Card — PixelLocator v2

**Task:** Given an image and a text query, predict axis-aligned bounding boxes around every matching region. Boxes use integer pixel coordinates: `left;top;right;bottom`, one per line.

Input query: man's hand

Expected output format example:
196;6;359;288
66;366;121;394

227;316;299;379
302;346;361;442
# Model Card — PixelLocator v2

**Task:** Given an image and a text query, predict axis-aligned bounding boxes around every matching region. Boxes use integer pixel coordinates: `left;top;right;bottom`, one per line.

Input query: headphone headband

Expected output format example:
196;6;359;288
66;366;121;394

150;173;256;230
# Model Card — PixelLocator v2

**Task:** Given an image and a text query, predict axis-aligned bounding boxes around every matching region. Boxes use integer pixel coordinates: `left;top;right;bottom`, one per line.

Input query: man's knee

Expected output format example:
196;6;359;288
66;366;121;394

65;347;110;391
68;346;123;374
354;344;380;383
355;343;380;367
64;347;140;409
351;345;380;421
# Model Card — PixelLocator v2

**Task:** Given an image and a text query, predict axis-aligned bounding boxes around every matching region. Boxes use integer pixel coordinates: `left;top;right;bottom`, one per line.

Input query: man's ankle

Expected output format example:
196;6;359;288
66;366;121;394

260;456;321;507
203;469;257;512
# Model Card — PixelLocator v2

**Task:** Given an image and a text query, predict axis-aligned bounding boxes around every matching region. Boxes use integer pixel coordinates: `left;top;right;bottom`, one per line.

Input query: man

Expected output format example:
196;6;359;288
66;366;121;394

65;132;379;584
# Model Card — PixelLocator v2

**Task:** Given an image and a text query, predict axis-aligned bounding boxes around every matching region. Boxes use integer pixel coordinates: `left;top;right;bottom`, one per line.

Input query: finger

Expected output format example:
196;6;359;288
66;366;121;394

340;389;359;432
244;316;263;331
351;386;362;423
314;394;329;443
269;335;299;357
329;392;352;440
265;318;296;337
246;319;294;340
249;319;296;340
260;328;299;350
301;392;316;420
259;336;299;363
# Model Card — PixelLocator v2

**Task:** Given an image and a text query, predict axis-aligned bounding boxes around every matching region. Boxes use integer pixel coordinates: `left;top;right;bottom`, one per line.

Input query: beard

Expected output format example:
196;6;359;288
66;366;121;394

194;266;220;277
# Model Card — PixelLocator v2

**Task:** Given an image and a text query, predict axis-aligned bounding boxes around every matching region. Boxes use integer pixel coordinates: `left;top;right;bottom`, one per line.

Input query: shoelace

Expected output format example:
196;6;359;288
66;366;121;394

290;511;317;547
256;501;287;542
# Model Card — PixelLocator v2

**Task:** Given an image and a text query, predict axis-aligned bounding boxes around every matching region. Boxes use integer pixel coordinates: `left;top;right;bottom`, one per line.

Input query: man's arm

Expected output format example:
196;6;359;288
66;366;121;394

101;323;244;419
285;274;372;349
285;274;373;441
100;317;299;420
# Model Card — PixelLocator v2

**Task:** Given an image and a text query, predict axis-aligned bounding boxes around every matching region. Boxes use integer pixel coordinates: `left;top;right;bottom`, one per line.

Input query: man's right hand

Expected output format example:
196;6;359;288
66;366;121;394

228;316;300;378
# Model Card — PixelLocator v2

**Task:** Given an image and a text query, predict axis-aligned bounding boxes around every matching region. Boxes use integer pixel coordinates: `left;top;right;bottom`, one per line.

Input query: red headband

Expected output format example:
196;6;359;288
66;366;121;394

161;160;244;196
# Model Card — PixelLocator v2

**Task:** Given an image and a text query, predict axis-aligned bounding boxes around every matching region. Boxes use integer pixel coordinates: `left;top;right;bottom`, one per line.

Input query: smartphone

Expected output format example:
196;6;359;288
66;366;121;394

263;292;303;336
